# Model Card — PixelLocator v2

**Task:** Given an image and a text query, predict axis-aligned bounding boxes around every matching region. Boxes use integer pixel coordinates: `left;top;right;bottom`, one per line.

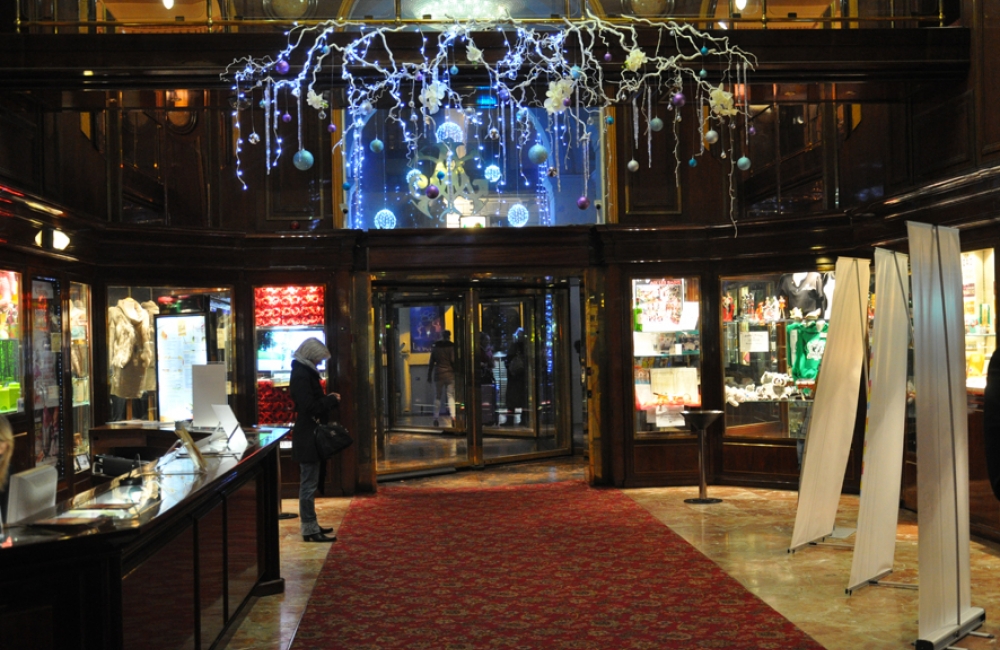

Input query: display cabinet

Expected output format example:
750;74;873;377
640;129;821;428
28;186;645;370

32;276;64;476
254;285;326;425
962;248;995;391
69;282;92;473
631;277;702;436
0;269;23;415
721;271;834;439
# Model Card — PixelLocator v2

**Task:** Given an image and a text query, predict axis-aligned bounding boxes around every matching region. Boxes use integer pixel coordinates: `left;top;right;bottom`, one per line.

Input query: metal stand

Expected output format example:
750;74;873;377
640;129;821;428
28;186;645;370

276;434;297;520
682;409;724;504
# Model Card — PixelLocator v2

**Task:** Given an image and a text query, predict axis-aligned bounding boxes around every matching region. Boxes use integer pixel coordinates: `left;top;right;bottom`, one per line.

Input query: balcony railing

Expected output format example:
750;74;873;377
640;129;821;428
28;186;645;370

16;0;952;34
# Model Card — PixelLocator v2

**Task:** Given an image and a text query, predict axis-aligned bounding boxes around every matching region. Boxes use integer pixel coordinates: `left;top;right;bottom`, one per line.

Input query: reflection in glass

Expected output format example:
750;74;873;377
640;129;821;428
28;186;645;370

0;270;22;415
70;282;93;470
32;277;64;476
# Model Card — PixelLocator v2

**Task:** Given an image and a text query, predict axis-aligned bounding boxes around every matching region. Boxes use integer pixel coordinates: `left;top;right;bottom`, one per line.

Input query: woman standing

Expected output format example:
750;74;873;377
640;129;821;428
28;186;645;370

290;338;340;543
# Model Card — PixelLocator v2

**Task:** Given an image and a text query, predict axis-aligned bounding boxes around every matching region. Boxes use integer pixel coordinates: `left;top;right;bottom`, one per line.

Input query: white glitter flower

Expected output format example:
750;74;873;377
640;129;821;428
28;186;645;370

306;90;328;110
420;79;447;115
544;78;575;114
709;87;737;117
624;48;648;72
466;43;483;64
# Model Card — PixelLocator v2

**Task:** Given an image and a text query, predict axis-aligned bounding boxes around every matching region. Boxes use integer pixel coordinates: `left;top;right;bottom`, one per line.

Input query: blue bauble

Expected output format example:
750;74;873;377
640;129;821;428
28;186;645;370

700;45;708;55
528;144;549;165
649;117;664;132
737;156;752;171
688;157;697;167
699;69;707;79
570;65;582;79
293;150;314;171
369;139;384;153
342;181;352;190
450;65;459;75
605;116;614;125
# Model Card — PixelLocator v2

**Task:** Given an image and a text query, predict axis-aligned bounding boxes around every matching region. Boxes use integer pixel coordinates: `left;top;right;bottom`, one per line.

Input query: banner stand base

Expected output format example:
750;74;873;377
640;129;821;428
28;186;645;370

915;607;985;650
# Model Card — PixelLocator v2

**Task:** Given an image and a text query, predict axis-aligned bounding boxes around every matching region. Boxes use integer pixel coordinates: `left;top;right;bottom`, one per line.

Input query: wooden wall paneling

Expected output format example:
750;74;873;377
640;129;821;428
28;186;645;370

720;440;801;482
263;114;328;226
331;267;357;496
0;95;41;191
605;263;627;487
911;84;974;180
631;441;699;478
197;503;226;649
978;0;1000;159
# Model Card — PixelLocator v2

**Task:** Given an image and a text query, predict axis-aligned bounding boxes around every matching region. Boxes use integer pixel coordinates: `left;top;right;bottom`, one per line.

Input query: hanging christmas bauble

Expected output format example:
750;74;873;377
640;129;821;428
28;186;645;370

275;60;290;75
248;132;261;145
370;139;384;153
570;65;582;79
484;165;502;183
342;181;352;190
704;129;719;144
374;209;397;230
327;123;337;133
282;113;292;123
700;45;709;55
426;184;440;199
699;69;707;78
649;117;664;132
749;126;757;136
528;144;549;165
671;92;685;107
488;128;500;140
737;156;752;171
603;52;612;62
293;150;314;170
436;170;446;180
688;157;697;167
605;116;614;125
577;196;590;210
627;159;640;172
507;204;529;228
450;65;459;76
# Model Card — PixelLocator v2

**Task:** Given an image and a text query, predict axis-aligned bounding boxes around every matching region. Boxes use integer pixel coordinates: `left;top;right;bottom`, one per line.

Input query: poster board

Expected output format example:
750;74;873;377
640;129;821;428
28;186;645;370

156;314;208;423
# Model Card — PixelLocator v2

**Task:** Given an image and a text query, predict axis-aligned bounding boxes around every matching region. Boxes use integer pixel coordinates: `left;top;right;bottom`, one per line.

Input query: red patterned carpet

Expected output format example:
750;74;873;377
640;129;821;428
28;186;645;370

291;482;823;649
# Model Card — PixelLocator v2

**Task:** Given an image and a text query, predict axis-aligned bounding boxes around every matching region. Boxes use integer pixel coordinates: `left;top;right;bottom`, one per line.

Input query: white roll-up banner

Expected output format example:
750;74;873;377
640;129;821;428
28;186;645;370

908;222;985;650
790;257;870;552
847;249;911;594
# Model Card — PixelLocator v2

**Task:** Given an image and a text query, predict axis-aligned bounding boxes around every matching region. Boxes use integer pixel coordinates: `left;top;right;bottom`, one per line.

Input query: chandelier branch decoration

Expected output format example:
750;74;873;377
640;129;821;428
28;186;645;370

224;10;756;230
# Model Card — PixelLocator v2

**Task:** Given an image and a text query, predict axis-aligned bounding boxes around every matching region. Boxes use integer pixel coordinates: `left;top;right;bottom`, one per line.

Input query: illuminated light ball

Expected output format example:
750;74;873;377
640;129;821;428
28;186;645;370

699;69;707;79
282;113;292;123
627;159;640;172
737;156;752;171
436;170;445;180
671;92;685;107
293;150;314;170
704;129;719;144
275;60;290;75
484;164;502;183
700;45;709;55
426;184;440;199
342;181;352;190
605;116;614;125
248;132;260;145
374;209;397;230
327;123;337;133
577;195;590;210
447;65;457;76
528;144;549;165
570;65;582;79
507;203;529;228
369;138;384;153
435;120;465;144
749;126;757;136
603;52;612;62
488;127;500;140
649;117;664;132
688;157;697;167
498;87;510;101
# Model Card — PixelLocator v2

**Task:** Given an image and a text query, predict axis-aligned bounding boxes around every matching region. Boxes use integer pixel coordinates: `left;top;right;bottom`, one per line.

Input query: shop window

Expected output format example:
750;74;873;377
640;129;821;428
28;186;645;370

0;270;23;415
963;248;996;391
631;277;702;437
70;282;93;473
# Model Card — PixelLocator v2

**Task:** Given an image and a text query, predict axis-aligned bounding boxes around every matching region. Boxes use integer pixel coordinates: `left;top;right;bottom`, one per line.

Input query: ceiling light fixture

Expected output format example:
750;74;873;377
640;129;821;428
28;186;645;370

163;0;175;9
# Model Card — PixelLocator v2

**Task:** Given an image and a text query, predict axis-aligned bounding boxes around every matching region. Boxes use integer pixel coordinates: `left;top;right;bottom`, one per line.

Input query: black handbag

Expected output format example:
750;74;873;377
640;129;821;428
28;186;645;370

314;421;353;459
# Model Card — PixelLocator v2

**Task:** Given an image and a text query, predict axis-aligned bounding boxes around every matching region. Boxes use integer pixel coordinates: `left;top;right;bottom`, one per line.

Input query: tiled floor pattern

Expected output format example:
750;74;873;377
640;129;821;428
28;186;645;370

222;457;1000;649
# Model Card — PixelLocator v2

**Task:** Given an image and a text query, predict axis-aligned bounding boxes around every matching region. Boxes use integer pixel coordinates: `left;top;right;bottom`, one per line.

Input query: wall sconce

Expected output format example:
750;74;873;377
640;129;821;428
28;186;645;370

163;0;175;9
34;229;71;251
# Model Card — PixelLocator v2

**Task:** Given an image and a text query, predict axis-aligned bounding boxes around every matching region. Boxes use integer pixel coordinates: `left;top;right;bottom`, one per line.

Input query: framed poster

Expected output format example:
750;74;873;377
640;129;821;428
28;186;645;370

155;314;208;423
410;306;444;353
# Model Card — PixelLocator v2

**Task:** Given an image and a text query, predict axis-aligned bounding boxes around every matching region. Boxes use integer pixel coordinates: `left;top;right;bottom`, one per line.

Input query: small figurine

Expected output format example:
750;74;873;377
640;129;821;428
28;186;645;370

722;293;734;322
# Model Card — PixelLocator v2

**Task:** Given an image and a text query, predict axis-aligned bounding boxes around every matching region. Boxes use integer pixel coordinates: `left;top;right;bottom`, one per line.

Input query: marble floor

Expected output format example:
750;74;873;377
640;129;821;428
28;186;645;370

221;457;1000;650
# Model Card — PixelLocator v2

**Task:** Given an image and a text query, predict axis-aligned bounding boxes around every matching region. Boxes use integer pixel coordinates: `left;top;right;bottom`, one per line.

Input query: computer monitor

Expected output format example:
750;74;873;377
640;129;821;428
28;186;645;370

191;363;228;429
5;464;58;524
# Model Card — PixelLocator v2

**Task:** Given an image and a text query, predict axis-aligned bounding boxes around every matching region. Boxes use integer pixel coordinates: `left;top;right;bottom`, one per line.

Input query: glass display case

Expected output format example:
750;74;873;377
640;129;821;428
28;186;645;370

107;286;233;423
962;248;995;391
254;285;326;425
0;270;23;415
721;271;834;439
631;277;702;436
32;277;64;476
70;282;93;472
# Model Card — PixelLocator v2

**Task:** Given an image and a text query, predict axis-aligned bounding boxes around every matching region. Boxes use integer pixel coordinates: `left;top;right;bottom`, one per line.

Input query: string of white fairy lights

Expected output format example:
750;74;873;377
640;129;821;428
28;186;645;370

224;11;756;229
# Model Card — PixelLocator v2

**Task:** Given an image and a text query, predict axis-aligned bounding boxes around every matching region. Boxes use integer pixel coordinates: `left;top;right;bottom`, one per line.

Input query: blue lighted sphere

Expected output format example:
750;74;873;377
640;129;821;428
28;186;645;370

369;139;384;153
507;204;529;228
570;65;582;79
293;150;314;171
649;117;664;132
699;69;707;79
484;165;502;183
450;65;459;76
605;116;614;125
342;181;352;190
426;184;440;199
374;209;396;230
737;156;752;171
435;121;465;144
700;45;709;55
436;170;445;180
528;144;549;165
688;157;697;167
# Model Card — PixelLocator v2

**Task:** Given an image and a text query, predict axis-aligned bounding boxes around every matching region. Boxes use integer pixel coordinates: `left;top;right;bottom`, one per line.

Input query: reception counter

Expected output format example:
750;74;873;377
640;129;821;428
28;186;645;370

0;428;287;650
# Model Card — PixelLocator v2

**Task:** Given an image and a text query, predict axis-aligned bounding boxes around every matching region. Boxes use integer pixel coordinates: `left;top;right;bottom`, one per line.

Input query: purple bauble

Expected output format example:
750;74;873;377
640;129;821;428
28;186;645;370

426;184;440;199
603;52;612;62
498;87;510;101
275;60;290;75
748;126;757;136
281;113;292;123
327;123;337;133
577;195;590;210
671;92;686;107
563;97;571;107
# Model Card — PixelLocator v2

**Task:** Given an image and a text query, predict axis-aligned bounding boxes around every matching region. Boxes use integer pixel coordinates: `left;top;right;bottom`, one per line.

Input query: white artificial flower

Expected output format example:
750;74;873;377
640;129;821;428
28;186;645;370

543;78;575;114
306;90;328;110
624;48;648;72
466;43;483;64
709;88;738;117
420;79;447;115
